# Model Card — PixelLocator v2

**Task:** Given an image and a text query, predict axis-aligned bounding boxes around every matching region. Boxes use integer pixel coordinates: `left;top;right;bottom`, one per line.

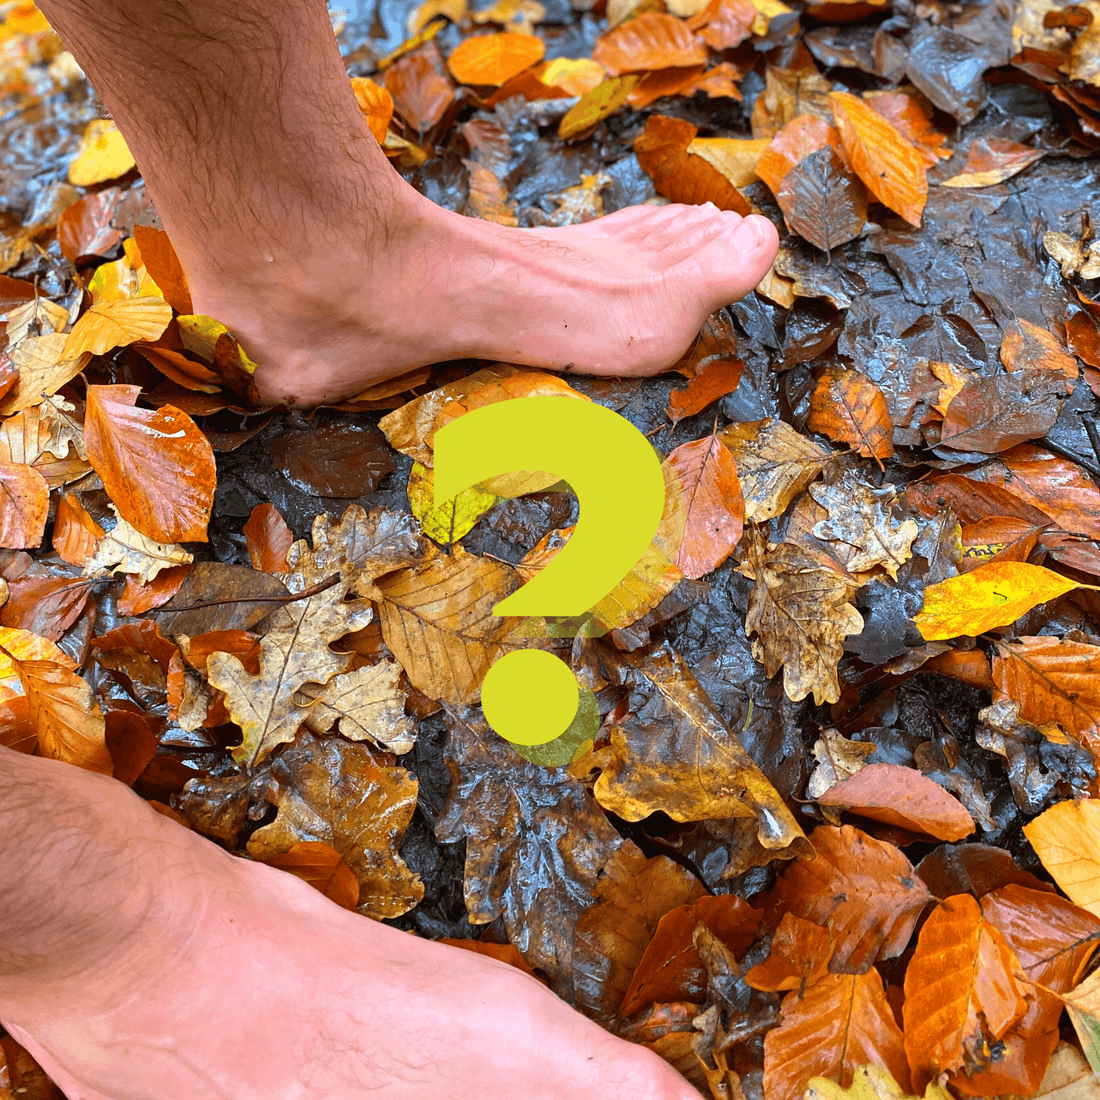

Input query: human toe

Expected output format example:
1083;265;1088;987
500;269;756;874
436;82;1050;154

686;213;779;304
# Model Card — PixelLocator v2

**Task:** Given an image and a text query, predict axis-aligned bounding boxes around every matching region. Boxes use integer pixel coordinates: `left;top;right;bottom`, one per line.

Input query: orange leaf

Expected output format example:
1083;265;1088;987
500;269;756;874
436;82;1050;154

745;911;833;992
56;188;121;263
447;32;545;85
438;938;539;977
134;343;221;392
829;90;927;227
1024;799;1100;918
941;137;1044;189
53;492;105;566
696;0;754;48
903;893;1029;1090
764;969;909;1100
664;435;744;579
1000;317;1078;377
133;226;193;314
808;365;894;464
0;572;92;641
756;113;842;195
634;114;751;212
117;564;189;615
626;64;705;110
0;461;48;549
592;12;707;75
243;503;293;574
83;384;216;543
816;763;975;841
385;52;455;131
350;76;394;143
863;90;949;166
763;824;931;972
262;841;360;911
666;356;743;422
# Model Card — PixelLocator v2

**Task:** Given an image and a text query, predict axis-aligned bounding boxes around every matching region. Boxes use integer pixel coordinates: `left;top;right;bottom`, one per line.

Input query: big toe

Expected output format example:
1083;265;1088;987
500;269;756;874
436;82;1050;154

682;213;780;308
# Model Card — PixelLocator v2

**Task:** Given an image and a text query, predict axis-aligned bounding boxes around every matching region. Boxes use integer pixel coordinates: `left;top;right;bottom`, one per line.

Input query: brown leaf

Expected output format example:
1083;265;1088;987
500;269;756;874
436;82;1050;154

806;727;877;801
751;65;834;140
718;417;829;522
1000;317;1079;377
0;461;48;549
809;478;918;580
0;626;111;774
626;64;706;110
592;643;807;853
777;147;867;251
83;384;216;543
52;492;105;566
764;969;910;1100
56;188;121;263
447;31;545;85
634;115;752;212
745;911;833;992
242;502;292;573
829;90;927;227
268;421;395;498
572;844;707;1021
0;571;91;642
903;893;1029;1089
261;841;360;911
737;526;864;706
938;370;1072;453
592;12;707;74
763;824;932;972
436;709;627;997
941;137;1045;188
374;542;529;707
246;730;423;920
664;435;744;579
117;564;189;615
809;365;894;464
167;629;259;730
385;51;455;131
817;763;975;841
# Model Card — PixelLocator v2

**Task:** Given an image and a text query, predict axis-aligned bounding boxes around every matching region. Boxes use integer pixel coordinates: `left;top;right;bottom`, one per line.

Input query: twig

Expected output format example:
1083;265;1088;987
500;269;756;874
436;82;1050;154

147;572;341;614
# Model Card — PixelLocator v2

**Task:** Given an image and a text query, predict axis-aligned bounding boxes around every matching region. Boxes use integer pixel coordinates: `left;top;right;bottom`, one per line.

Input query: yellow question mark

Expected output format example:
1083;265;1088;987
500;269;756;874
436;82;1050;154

433;395;667;747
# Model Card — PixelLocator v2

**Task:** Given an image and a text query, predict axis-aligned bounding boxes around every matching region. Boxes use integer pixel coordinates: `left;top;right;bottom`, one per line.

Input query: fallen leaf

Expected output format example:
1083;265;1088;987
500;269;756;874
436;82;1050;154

663;435;743;579
132;226;192;314
627;64;706;110
52;492;104;566
0;461;47;549
83;384;216;543
62;296;171;361
686;137;768;187
1000;317;1078;377
941;137;1045;188
4;333;86;416
805;1066;950;1100
809;366;894;464
56;188;121;263
751;64;834;141
242;503;292;573
67;119;135;186
448;32;545;85
261;841;360;911
695;0;755;48
864;90;949;165
737;526;864;706
299;659;416;754
829;90;927;226
592;12;707;74
464;160;518;225
938;370;1072;453
1025;799;1100;917
666;357;743;424
777;146;867;251
557;74;640;140
817;763;975;841
745;911;832;991
763;823;932;971
83;506;194;583
903;893;1029;1089
806;727;877;800
246;730;423;920
915;562;1083;640
350;76;394;142
385;51;455;131
809;479;917;579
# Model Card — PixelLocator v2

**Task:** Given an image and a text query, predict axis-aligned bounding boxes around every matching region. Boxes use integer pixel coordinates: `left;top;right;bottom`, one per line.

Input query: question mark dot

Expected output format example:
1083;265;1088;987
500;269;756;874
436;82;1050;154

481;650;579;746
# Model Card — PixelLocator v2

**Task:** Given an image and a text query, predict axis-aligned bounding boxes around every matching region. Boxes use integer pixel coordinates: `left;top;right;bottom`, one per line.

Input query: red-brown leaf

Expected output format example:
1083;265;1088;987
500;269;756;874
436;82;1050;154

243;503;293;574
592;13;707;76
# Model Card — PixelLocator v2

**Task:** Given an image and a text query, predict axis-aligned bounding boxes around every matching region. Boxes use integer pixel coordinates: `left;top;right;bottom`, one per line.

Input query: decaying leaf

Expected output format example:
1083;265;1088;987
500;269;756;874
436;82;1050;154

83;506;194;584
809;479;917;580
299;659;416;754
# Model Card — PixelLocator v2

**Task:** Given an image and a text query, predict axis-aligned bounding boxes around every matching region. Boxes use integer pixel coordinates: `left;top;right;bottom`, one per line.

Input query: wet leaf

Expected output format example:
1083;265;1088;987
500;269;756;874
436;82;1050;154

829;90;927;227
664;435;743;579
1000;317;1078;377
4;333;86;416
447;32;545;85
132;226;192;315
242;503;292;574
809;366;894;464
56;188;121;263
246;730;423;920
745;911;832;992
67;119;135;186
0;461;47;549
777;147;867;251
350;76;394;142
261;841;360;911
806;727;877;800
810;479;917;579
737;526;864;706
385;51;455;131
463;160;518;225
902;893;1029;1089
62;296;171;361
915;562;1084;641
939;369;1071;453
52;493;104;567
557;74;640;140
685;137;768;187
84;384;215;543
592;12;707;75
299;659;416;754
817;763;975;841
941;137;1045;188
83;506;194;583
805;1065;950;1100
269;421;395;498
764;969;909;1100
666;357;743;423
1025;799;1100;917
763;823;932;972
864;90;949;165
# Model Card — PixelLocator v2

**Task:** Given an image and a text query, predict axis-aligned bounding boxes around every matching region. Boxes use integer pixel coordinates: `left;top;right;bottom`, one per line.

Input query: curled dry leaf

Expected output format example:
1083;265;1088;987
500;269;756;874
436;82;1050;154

246;730;423;921
809;365;894;464
592;12;707;75
763;969;910;1100
447;32;545;85
902;893;1029;1090
737;525;864;706
83;384;216;543
829;90;927;227
663;435;743;580
763;824;932;972
817;763;975;841
915;562;1083;641
0;625;111;773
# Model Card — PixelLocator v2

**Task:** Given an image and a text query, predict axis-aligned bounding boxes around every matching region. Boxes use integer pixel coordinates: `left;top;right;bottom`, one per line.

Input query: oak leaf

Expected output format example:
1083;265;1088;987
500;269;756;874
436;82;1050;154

809;480;917;580
809;366;894;464
829;90;927;226
299;659;416;754
737;525;863;706
246;731;423;920
762;824;931;972
83;506;194;583
806;727;877;800
4;333;86;416
83;384;215;543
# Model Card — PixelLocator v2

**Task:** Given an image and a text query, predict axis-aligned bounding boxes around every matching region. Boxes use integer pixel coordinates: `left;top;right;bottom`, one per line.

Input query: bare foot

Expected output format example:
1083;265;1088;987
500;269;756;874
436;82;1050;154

0;774;701;1100
184;180;779;408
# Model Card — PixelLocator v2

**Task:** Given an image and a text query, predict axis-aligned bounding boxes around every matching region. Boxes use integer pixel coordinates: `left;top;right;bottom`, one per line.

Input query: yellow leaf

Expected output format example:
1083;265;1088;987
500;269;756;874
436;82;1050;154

558;74;640;141
407;0;466;34
83;506;194;584
407;459;499;543
3;332;86;416
541;56;605;95
62;296;172;359
687;136;771;187
805;1064;952;1100
1025;798;1100;917
299;659;416;754
914;561;1084;641
67;119;136;187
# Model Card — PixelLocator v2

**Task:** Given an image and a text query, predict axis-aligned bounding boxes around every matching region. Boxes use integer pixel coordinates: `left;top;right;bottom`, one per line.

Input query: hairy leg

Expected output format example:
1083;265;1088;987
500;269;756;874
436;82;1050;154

36;0;778;406
0;748;701;1100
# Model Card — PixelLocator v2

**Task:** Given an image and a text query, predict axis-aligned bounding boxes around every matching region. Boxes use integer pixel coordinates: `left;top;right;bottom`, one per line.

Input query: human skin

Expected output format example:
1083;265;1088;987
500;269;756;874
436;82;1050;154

0;747;703;1099
36;0;778;407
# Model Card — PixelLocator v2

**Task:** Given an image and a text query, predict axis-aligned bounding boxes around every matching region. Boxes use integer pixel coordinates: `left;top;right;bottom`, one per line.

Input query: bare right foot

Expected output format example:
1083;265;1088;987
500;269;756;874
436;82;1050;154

0;767;701;1100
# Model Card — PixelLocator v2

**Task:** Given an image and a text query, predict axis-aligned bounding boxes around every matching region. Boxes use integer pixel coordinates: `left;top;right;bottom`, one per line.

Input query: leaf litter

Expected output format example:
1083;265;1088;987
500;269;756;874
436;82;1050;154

6;0;1100;1096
